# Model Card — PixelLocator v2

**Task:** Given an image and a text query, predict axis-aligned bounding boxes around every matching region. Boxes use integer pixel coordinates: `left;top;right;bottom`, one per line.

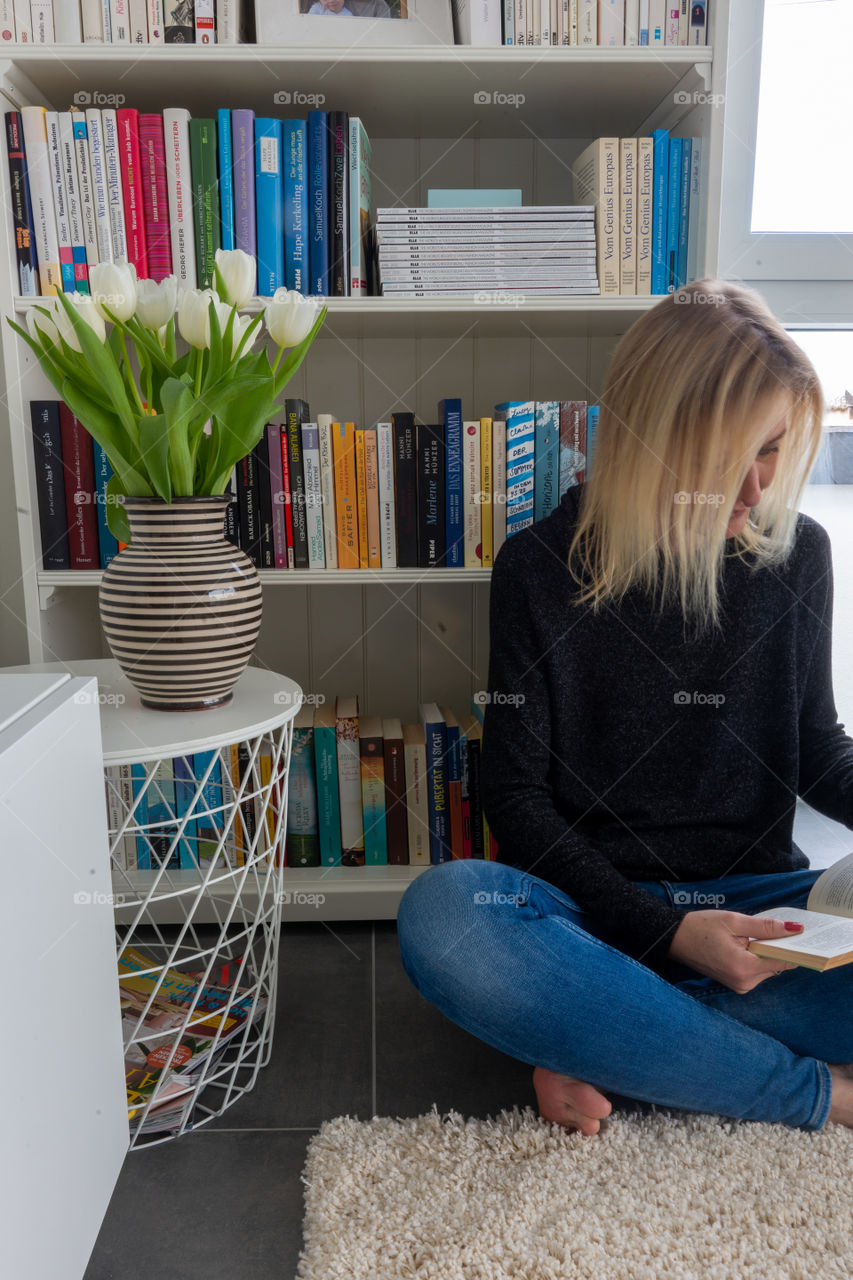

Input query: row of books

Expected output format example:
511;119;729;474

106;696;497;872
573;130;704;296
0;1;241;43
376;205;600;298
7;103;376;298
454;0;710;46
32;397;599;571
121;945;268;1136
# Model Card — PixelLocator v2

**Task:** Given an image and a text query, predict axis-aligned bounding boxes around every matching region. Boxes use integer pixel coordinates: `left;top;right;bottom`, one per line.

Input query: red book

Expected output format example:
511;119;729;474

138;114;173;283
58;404;98;568
279;427;295;569
116;108;149;281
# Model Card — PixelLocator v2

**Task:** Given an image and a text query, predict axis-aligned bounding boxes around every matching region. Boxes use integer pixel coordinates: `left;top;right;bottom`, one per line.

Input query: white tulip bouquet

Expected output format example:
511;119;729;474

9;248;326;543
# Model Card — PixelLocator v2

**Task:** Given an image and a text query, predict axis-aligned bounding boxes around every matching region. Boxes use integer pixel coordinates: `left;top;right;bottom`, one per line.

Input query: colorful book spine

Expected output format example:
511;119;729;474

162;107;197;287
131;763;149;869
332;421;358;567
85;108;113;266
58;405;98;568
479;415;493;567
93;442;119;568
138;114;173;281
195;0;215;42
4;110;39;296
376;422;396;569
189;117;220;290
665;135;682;293
301;422;325;569
101;109;128;265
533;401;560;523
285;398;310;569
255;117;284;295
650;127;669;294
30;401;70;569
231;109;256;262
335;697;364;865
307;109;329;295
44;112;75;293
359;718;388;866
419;703;451;863
252;434;274;569
498;400;535;537
173;754;199;868
57;112;89;292
193;749;226;864
116;107;149;281
313;706;342;866
348;117;373;296
586;404;600;475
146;0;165;42
267;421;287;569
71;112;99;277
416;422;445;568
328;111;349;297
439;397;464;568
165;0;192;40
287;714;320;866
216;107;235;252
676;135;692;289
283;118;308;294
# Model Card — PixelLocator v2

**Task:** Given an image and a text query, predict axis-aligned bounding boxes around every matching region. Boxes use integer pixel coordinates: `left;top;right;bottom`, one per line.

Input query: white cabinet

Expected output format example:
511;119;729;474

0;674;127;1280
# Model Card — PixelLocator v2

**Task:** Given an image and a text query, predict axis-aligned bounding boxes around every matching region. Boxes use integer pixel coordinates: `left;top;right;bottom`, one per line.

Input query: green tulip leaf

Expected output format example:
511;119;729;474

104;473;133;543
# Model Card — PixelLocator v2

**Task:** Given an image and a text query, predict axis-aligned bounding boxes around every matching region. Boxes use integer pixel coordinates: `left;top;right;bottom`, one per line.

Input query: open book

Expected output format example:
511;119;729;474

747;850;853;971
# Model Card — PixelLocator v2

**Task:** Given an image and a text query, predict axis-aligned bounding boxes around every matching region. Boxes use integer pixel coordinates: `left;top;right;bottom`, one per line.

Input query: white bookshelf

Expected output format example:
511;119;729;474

0;9;731;919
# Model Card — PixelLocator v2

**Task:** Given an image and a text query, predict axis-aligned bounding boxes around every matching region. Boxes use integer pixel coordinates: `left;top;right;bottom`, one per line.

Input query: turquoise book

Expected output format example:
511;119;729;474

651;128;669;294
533;401;560;524
131;763;149;870
496;401;535;538
676;137;692;289
284;118;308;294
255;117;284;294
193;749;227;865
586;405;600;476
313;705;343;866
287;707;319;867
93;443;119;568
665;136;682;294
173;754;199;869
217;107;235;252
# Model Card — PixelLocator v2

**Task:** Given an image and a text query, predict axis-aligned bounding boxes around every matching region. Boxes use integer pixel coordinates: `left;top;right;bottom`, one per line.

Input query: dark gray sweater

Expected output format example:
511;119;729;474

480;482;853;974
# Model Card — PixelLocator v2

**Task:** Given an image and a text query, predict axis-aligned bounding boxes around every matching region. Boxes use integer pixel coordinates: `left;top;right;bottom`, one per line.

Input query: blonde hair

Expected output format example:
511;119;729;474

568;279;824;635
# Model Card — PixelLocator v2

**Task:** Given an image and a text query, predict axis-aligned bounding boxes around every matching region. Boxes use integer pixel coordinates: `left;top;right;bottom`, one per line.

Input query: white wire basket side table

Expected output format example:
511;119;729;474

89;661;302;1149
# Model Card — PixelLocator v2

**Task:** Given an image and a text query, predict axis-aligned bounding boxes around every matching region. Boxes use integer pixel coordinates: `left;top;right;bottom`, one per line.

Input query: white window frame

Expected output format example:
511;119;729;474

717;0;853;284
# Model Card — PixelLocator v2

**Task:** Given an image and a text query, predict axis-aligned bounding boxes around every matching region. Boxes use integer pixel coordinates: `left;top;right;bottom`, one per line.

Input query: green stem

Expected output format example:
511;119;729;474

272;345;285;375
117;330;145;416
194;345;204;398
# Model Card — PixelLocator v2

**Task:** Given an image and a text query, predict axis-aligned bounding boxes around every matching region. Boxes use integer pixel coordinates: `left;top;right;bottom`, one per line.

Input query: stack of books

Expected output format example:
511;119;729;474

0;1;243;44
376;205;599;298
453;0;710;46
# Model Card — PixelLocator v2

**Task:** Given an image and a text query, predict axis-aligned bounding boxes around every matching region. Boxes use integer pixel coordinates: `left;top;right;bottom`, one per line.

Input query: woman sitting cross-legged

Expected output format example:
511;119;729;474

397;279;853;1135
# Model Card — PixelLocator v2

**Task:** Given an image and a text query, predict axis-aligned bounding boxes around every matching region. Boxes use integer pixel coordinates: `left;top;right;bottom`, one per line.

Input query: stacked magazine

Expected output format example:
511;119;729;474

375;205;599;298
120;946;268;1137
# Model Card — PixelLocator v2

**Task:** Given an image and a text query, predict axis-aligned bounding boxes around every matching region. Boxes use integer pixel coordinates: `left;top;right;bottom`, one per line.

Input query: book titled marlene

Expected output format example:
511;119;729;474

748;851;853;971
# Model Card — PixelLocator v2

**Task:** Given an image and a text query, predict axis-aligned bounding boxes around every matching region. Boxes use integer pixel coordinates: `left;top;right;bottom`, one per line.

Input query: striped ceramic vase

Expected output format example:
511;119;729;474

99;495;263;711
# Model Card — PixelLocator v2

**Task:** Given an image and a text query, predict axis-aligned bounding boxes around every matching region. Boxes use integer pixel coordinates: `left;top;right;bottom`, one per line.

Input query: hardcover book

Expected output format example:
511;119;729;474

359;715;388;866
335;695;364;865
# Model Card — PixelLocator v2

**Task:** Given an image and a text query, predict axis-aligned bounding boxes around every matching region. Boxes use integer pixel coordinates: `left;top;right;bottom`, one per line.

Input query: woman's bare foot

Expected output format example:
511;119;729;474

533;1066;612;1136
827;1065;853;1126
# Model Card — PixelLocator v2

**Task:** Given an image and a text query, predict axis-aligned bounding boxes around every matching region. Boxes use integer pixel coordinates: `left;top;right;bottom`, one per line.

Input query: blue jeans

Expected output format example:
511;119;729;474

396;860;853;1131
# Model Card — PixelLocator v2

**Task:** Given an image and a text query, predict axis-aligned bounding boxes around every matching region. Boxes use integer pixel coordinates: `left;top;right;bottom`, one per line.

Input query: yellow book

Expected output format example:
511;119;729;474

480;416;494;568
354;427;369;568
331;420;359;568
228;742;246;866
363;427;382;569
260;747;274;854
20;106;63;295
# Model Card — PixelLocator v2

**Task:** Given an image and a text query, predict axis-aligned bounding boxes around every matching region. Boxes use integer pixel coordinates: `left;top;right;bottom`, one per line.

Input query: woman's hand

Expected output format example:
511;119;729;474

667;910;804;994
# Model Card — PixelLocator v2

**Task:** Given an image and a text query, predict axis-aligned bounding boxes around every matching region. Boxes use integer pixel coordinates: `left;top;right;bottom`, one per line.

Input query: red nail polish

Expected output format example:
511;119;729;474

784;921;804;932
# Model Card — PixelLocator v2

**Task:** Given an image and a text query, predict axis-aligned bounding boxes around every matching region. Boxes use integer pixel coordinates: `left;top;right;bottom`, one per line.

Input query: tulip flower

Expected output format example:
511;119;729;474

90;261;139;324
264;289;321;349
177;287;220;349
52;292;107;351
214;248;256;309
26;304;60;348
136;275;178;331
212;299;257;360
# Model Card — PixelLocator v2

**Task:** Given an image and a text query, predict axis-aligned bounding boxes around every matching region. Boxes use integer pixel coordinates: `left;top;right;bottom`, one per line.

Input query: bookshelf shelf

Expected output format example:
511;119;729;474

15;293;662;337
2;46;712;139
37;567;494;595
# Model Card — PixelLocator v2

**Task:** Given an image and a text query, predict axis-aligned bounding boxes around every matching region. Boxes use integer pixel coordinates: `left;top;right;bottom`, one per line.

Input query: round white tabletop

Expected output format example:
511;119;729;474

0;660;303;765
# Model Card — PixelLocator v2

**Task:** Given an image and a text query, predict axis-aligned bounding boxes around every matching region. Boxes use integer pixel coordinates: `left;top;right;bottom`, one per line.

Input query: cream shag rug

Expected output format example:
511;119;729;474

297;1105;853;1279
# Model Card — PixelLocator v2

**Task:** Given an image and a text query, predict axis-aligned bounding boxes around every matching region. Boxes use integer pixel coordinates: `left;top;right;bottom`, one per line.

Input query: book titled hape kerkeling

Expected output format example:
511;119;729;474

32;395;596;574
6;101;375;299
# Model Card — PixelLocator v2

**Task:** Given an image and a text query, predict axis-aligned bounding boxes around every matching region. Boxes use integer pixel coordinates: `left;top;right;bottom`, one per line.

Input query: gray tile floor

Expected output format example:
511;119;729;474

83;804;852;1279
83;919;538;1280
